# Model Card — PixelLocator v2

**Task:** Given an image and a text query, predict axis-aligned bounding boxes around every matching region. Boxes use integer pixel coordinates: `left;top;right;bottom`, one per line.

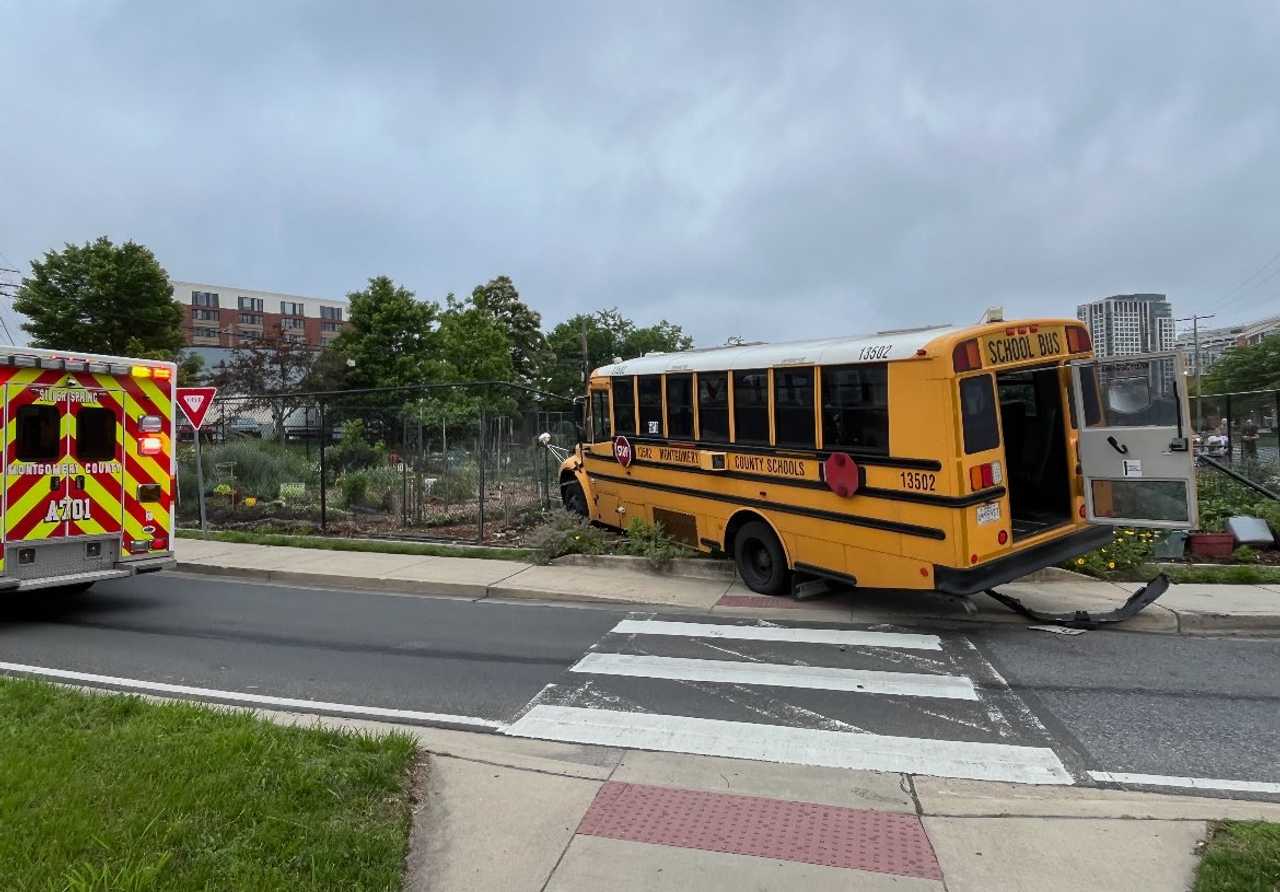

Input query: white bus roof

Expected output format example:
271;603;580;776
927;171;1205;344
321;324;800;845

592;325;959;377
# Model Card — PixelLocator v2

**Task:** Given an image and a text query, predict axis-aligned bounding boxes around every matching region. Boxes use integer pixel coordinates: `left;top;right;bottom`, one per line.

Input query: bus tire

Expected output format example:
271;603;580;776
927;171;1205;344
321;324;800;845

734;521;790;596
561;479;588;517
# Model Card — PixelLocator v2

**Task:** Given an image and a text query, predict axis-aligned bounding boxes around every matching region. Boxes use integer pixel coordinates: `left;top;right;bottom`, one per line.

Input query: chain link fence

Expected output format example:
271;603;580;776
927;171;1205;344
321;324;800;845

1190;388;1280;489
175;383;579;543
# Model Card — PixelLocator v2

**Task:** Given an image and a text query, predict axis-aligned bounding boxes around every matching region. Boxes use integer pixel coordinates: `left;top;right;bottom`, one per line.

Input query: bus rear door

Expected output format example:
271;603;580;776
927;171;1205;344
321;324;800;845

1070;352;1197;529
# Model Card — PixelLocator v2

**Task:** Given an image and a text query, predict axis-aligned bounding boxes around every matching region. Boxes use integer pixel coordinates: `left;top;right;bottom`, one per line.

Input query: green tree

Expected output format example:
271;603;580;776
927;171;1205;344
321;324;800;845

332;276;444;391
470;275;550;387
14;237;183;356
545;308;693;398
212;327;318;439
1205;334;1280;393
431;294;518;419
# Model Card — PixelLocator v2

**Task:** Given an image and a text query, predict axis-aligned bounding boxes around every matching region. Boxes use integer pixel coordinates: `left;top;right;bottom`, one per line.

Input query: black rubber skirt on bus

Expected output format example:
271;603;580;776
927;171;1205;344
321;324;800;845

932;524;1114;595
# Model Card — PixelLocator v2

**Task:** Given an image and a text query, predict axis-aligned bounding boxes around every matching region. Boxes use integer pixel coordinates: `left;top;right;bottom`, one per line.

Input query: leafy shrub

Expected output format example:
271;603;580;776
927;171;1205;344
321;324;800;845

179;439;314;504
339;471;369;509
1231;545;1259;563
619;518;690;570
432;462;480;503
1066;528;1156;576
527;512;609;564
328;419;387;472
1253;501;1280;538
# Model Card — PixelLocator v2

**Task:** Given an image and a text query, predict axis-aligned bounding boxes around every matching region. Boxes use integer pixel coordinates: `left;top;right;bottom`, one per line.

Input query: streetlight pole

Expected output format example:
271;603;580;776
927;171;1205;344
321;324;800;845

1176;313;1215;434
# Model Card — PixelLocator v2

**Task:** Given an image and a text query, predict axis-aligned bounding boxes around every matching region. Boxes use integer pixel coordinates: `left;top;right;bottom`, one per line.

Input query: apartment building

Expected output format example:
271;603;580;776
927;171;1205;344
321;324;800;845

174;280;349;351
1174;314;1280;375
1076;293;1175;358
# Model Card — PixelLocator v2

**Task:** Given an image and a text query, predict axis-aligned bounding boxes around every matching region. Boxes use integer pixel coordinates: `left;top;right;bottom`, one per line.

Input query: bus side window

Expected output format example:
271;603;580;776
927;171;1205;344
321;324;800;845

666;374;694;439
699;372;729;442
821;363;888;454
638;376;663;437
774;367;814;448
960;374;1000;453
613;377;636;435
591;389;610;442
733;369;770;444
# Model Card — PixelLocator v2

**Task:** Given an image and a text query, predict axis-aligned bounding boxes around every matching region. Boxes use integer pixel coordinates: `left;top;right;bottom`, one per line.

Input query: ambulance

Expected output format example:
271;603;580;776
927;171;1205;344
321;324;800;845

1;346;176;593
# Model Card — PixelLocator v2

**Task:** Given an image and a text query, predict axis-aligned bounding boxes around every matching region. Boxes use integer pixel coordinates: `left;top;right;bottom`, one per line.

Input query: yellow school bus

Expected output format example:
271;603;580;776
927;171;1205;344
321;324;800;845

558;318;1198;596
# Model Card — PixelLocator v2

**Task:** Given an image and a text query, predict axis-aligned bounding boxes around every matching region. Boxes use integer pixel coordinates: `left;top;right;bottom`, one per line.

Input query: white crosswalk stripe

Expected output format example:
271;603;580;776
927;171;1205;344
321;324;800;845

609;618;942;650
571;652;979;700
506;615;1072;785
507;705;1073;785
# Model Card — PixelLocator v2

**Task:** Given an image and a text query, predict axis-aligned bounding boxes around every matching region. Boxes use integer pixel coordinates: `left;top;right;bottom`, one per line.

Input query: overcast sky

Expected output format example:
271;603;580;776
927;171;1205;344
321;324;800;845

2;1;1278;346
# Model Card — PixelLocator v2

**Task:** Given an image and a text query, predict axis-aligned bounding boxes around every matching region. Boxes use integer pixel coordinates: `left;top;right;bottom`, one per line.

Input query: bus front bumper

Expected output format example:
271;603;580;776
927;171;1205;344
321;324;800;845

932;525;1113;596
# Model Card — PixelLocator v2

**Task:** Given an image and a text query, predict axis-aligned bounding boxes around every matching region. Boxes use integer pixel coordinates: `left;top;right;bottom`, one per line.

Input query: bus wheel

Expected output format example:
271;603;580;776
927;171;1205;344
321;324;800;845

561;479;589;517
734;521;790;596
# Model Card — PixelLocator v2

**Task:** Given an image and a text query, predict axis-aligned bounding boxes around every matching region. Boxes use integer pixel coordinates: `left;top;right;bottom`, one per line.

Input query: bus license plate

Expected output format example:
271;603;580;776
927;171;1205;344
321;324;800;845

977;502;1001;525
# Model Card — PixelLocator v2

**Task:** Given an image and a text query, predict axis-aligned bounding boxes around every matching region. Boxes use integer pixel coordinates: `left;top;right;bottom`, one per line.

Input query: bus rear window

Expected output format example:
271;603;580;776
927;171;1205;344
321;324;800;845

590;389;610;442
638;376;663;437
613;377;636;435
960;374;1000;453
698;372;729;442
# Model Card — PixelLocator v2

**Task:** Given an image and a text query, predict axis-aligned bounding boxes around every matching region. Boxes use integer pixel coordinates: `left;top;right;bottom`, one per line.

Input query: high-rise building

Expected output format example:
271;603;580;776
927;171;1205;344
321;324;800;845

1076;293;1175;358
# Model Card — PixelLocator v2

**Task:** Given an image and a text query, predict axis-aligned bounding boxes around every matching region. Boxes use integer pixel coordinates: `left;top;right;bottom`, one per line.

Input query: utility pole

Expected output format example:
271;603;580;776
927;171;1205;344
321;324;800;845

1175;313;1215;434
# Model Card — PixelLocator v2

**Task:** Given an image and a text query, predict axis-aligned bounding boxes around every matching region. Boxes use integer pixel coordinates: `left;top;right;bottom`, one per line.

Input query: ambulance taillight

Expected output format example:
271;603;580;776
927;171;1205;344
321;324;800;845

139;436;163;456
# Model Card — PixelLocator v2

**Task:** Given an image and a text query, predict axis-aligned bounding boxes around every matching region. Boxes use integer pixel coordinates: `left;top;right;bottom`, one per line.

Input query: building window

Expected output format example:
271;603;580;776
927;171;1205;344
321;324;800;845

698;372;729;442
773;367;815;449
638;376;663;437
191;291;219;308
280;317;304;331
732;369;769;444
612;377;635;435
193;326;220;340
320;320;342;333
238;296;264;312
821;364;888;454
239;312;263;326
320;306;343;321
280;301;304;316
665;374;693;439
192;307;218;322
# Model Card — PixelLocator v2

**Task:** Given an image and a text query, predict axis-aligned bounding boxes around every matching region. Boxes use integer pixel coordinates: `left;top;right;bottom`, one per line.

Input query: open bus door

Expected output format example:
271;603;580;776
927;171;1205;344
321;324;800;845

1070;351;1198;530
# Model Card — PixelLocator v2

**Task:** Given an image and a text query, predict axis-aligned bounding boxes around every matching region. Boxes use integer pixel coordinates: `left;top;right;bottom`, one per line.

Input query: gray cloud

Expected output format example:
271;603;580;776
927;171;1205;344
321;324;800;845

2;1;1278;346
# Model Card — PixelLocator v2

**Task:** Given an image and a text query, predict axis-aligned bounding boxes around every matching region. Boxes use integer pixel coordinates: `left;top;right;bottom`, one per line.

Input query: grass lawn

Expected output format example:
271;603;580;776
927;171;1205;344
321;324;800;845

1195;821;1280;891
179;527;532;562
0;678;417;890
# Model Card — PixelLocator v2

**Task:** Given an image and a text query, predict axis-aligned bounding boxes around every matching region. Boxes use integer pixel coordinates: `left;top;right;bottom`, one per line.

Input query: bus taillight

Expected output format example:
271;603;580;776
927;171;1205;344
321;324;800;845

1066;326;1092;354
968;461;1003;490
953;338;982;372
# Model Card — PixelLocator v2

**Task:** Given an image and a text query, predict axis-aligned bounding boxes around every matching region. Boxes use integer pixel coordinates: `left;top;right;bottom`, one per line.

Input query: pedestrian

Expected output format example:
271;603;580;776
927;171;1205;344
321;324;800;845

1242;415;1260;460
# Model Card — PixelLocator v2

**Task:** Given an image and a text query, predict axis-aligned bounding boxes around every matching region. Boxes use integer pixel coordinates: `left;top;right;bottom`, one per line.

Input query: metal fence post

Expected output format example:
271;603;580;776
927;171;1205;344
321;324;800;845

1225;394;1233;464
318;397;328;532
477;411;486;544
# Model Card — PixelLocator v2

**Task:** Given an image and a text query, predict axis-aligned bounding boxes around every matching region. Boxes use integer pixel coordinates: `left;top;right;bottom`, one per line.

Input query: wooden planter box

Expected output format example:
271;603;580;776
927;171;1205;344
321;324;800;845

1187;532;1235;558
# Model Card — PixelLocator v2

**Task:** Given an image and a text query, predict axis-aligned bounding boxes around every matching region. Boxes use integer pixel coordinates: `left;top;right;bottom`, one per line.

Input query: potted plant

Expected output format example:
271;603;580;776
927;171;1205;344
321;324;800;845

1187;529;1235;558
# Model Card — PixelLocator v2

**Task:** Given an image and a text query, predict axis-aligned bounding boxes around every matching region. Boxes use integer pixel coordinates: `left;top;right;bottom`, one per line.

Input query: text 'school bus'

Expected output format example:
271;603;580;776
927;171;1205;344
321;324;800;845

557;319;1198;596
0;346;177;594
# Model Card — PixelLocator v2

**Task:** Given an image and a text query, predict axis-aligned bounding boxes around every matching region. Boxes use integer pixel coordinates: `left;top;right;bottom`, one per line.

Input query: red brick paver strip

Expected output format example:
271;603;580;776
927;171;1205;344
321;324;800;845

576;781;942;880
716;594;808;609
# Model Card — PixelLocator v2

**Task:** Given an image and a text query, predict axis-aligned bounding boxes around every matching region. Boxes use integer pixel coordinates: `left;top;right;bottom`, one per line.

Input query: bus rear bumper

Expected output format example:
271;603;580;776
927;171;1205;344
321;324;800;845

932;525;1113;595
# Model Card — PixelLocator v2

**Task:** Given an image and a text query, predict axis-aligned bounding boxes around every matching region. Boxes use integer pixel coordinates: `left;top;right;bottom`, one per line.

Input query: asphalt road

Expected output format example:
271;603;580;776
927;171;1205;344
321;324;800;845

1;572;1277;798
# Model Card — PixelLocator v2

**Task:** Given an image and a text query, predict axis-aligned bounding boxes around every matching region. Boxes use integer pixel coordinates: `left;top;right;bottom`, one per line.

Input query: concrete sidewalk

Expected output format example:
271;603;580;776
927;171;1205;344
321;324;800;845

174;537;1280;634
250;708;1280;892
